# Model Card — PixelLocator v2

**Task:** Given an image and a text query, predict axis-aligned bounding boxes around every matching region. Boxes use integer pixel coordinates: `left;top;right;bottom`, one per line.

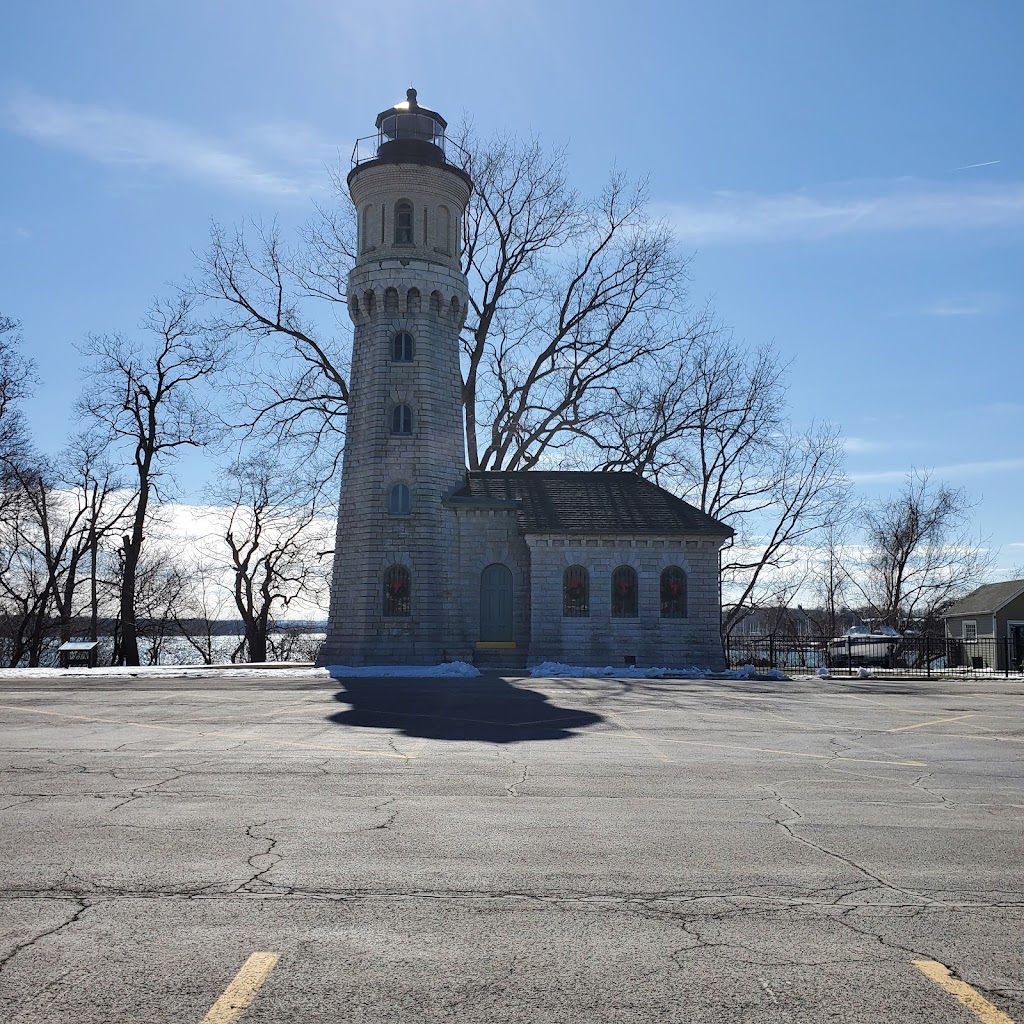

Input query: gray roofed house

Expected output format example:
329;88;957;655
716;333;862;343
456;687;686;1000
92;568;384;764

943;579;1024;672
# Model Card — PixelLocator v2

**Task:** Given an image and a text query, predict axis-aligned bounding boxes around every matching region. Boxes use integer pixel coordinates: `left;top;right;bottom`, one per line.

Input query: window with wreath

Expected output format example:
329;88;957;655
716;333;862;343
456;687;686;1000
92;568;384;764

611;565;638;618
388;483;411;515
660;566;687;618
391;404;413;435
395;201;413;244
383;565;411;616
563;565;589;617
392;331;414;362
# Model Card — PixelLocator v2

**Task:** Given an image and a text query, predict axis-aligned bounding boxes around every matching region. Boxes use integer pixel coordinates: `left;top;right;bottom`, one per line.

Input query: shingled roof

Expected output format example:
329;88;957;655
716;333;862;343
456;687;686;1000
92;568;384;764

449;471;733;537
944;579;1024;617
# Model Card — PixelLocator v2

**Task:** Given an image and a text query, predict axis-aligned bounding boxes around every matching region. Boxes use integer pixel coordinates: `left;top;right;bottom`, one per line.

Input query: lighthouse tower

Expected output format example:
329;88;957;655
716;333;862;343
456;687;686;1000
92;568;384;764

318;90;473;666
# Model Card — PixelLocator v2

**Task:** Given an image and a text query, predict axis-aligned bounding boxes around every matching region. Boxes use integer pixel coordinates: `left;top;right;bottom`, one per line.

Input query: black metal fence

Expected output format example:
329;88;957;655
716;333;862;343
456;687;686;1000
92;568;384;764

724;634;1024;678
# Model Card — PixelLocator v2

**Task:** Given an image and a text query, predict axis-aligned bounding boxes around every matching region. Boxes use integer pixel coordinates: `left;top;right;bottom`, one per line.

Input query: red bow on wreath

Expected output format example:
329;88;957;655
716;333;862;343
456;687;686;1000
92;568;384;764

390;580;406;595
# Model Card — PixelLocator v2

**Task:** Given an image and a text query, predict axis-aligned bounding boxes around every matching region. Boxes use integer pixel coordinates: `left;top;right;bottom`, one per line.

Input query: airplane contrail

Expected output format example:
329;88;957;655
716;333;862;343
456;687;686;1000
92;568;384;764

952;160;1001;171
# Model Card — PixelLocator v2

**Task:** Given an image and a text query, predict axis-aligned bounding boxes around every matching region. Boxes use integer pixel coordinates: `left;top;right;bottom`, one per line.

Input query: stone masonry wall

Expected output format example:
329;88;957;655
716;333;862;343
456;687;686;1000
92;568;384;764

319;258;470;665
526;535;726;670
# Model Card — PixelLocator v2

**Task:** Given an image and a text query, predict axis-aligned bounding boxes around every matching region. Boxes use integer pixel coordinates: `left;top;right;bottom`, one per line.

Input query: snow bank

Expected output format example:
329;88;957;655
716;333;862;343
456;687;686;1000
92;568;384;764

531;661;789;681
324;662;480;678
0;661;480;680
0;664;329;680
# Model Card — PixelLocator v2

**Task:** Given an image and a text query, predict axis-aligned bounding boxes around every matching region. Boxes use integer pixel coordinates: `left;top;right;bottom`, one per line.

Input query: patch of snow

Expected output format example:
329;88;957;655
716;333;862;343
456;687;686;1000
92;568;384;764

817;667;832;679
531;661;789;681
857;667;874;679
324;662;480;678
0;661;480;680
0;664;330;680
719;664;789;681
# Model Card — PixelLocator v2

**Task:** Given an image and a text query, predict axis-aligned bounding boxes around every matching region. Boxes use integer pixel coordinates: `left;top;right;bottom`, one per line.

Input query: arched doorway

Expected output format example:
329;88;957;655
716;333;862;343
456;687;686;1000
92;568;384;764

480;563;514;642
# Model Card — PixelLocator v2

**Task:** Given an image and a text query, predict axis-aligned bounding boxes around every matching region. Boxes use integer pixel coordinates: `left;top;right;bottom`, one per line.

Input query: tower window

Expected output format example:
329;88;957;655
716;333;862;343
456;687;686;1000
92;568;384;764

395;201;413;244
611;566;638;618
563;565;589;617
437;205;451;254
383;565;411;617
660;566;687;619
392;331;414;362
391;404;413;435
388;483;412;515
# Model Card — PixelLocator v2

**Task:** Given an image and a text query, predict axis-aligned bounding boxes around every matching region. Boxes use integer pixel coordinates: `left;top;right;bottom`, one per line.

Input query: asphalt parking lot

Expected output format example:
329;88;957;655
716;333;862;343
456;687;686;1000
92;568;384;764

0;670;1021;1023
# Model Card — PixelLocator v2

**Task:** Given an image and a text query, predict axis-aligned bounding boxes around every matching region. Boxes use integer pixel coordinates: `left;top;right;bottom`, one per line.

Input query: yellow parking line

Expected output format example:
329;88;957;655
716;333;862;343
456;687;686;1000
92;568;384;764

913;960;1017;1024
605;711;675;763
200;952;279;1024
888;714;976;733
0;704;412;759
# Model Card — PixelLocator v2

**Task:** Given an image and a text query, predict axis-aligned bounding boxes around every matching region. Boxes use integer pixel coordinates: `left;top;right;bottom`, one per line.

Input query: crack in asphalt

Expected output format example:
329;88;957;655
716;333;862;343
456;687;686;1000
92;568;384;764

234;821;282;893
761;785;947;908
0;897;91;978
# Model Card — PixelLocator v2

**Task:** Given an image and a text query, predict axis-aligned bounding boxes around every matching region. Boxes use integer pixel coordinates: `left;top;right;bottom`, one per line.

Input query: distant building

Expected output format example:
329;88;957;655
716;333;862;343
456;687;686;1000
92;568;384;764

943;579;1024;671
317;91;732;670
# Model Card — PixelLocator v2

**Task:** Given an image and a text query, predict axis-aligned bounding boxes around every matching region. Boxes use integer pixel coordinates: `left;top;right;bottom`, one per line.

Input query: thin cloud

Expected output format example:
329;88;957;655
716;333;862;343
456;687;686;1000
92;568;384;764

851;458;1024;484
4;91;318;196
843;437;919;454
952;160;1000;171
922;301;986;317
662;179;1024;244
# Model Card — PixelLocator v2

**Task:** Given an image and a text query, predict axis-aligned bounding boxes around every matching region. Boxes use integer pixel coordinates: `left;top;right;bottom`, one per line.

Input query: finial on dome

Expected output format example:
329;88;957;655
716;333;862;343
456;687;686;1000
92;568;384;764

406;87;418;108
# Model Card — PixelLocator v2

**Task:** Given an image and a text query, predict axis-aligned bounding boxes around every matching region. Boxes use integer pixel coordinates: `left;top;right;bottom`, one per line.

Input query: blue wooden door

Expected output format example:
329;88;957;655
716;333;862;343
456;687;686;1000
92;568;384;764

480;563;513;642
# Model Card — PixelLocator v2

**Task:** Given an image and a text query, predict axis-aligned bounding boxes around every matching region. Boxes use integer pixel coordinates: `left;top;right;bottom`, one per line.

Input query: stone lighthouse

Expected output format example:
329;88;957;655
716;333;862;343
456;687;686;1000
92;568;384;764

318;90;474;666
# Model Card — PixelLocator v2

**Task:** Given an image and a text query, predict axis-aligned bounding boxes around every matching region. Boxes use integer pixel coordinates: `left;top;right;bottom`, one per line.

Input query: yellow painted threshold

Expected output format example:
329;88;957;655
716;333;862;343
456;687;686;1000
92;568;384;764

476;641;516;649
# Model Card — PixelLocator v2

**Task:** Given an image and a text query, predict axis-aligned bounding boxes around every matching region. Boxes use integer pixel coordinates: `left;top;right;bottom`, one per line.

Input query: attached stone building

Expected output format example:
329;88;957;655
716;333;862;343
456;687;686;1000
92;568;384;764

318;91;732;670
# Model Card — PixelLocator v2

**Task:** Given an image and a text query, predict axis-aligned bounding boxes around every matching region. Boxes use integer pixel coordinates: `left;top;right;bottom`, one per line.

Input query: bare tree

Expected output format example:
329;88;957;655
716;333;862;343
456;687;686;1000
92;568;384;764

78;296;224;665
0;314;37;474
209;451;330;663
852;469;992;631
171;557;235;665
588;331;850;635
198;134;697;471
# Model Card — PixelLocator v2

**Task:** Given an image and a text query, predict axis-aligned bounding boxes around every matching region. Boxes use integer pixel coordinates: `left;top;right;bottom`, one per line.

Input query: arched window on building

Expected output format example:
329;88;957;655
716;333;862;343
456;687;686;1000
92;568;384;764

383;565;411;617
395;201;413;244
660;566;687;619
437;205;451;254
361;204;372;252
391;404;413;435
388;483;411;515
563;565;589;617
392;331;414;362
611;566;638;618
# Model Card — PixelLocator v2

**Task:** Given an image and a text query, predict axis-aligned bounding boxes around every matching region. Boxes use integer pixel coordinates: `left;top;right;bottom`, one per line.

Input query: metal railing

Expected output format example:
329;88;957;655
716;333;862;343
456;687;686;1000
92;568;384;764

350;130;471;172
724;634;1024;678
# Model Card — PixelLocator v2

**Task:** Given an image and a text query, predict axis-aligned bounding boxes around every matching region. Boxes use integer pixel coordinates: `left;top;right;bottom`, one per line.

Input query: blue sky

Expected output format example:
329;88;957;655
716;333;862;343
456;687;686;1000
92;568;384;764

1;1;1022;573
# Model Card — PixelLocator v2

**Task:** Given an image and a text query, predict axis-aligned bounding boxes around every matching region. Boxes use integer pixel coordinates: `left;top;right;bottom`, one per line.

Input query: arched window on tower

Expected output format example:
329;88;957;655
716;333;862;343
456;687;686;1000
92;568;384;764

611;566;638;618
361;204;373;252
392;331;414;362
563;565;589;617
660;566;687;619
391;404;413;435
383;565;411;616
395;201;413;244
437;205;451;254
388;483;411;515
